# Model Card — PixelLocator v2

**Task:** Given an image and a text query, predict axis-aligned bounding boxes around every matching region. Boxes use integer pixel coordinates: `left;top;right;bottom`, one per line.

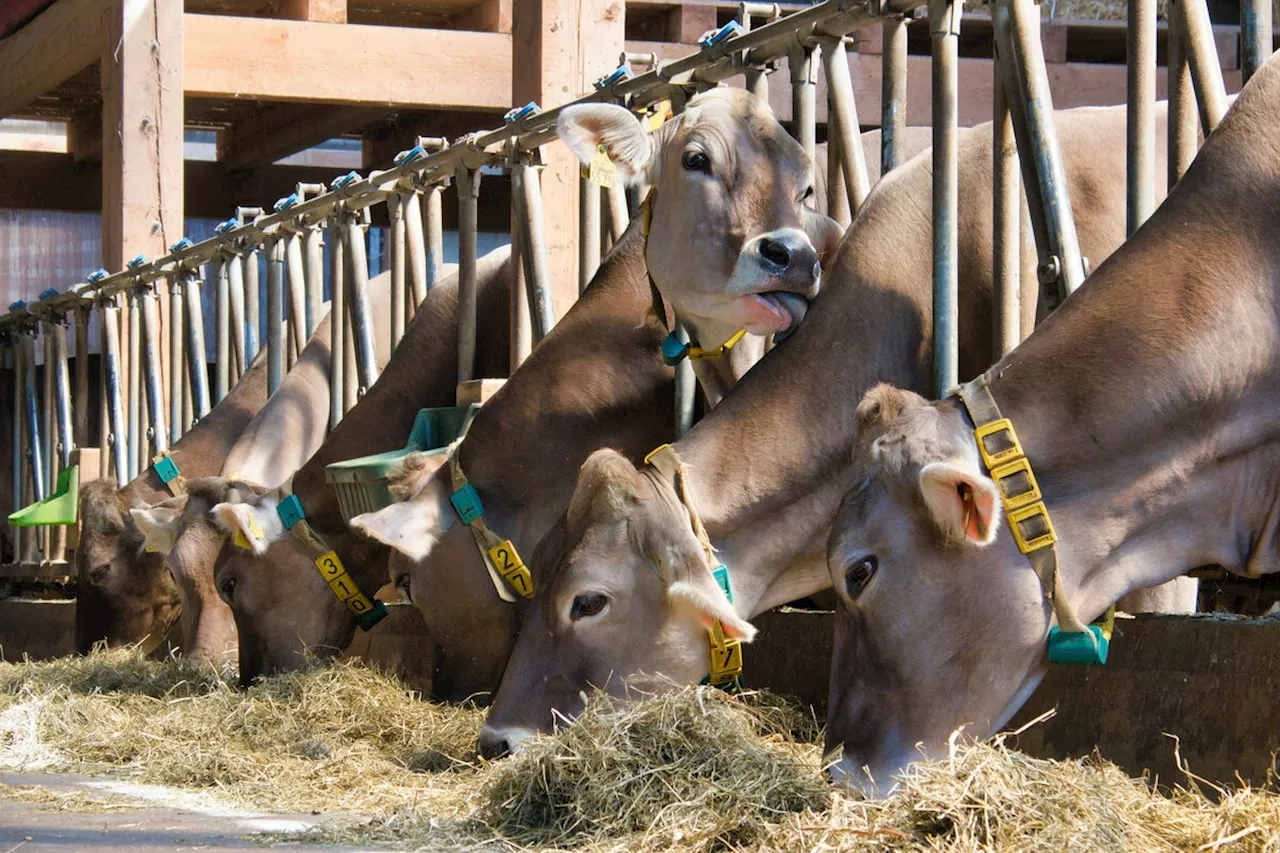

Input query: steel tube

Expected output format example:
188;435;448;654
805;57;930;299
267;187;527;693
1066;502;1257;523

184;270;211;420
789;47;817;161
267;237;286;395
930;0;960;397
993;61;1021;356
674;323;696;438
510;200;532;369
404;189;429;309
514;162;558;343
22;334;44;502
820;37;871;213
1167;6;1199;187
329;216;346;428
285;232;308;361
1171;0;1227;134
390;194;407;349
243;248;260;364
227;251;247;381
745;68;771;102
41;327;54;500
51;320;72;468
1241;0;1272;83
139;287;169;454
424;184;444;289
826;118;851;226
304;227;324;336
102;301;129;487
342;216;380;394
456;166;482;384
1126;0;1156;236
215;257;231;403
74;306;89;449
167;277;184;441
580;178;602;291
10;340;21;559
606;183;630;242
881;16;908;174
126;291;141;480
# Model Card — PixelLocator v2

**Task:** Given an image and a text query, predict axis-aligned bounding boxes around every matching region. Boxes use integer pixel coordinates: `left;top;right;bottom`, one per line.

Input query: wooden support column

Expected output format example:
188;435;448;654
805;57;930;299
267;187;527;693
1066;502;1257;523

666;4;716;44
512;0;624;319
278;0;348;22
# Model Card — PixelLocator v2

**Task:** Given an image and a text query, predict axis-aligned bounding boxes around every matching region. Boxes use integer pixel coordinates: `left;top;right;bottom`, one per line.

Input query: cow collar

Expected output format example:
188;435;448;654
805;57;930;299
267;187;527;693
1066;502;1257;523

644;442;744;690
152;454;186;496
274;494;388;632
639;191;749;367
445;438;533;603
956;373;1114;665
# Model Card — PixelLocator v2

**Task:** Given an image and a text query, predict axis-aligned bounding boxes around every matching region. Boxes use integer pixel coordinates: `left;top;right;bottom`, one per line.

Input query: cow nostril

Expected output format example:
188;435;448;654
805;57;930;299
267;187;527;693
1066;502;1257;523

479;727;512;760
758;237;792;269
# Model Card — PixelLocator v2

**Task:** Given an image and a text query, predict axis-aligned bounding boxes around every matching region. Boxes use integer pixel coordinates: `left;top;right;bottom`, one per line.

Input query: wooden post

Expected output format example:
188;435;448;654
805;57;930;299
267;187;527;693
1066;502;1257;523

512;0;624;321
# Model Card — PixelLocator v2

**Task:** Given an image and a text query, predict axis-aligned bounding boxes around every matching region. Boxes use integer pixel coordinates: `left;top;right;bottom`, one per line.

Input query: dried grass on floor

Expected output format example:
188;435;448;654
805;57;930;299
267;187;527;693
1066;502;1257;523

0;782;141;813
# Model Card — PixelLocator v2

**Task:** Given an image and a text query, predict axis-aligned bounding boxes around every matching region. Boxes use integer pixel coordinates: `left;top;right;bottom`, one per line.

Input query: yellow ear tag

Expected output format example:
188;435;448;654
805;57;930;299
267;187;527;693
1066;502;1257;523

246;514;264;541
145;543;161;554
588;144;616;188
233;530;252;550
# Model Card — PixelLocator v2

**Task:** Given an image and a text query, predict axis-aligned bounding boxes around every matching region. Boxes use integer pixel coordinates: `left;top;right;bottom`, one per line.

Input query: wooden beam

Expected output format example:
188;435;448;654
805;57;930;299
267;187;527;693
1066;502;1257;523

361;110;504;169
277;0;348;22
184;14;512;110
0;0;108;120
513;0;625;319
457;0;512;33
217;104;387;170
665;4;716;43
66;109;100;162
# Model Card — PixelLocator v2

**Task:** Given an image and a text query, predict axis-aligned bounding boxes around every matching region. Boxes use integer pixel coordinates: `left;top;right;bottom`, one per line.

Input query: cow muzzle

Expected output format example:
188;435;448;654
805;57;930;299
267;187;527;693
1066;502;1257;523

478;723;537;759
727;228;821;339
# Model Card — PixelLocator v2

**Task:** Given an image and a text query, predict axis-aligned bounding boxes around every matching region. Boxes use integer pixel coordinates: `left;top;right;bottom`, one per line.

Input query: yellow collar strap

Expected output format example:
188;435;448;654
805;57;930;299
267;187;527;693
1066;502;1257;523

956;375;1113;665
644;443;743;689
274;494;387;631
446;440;533;603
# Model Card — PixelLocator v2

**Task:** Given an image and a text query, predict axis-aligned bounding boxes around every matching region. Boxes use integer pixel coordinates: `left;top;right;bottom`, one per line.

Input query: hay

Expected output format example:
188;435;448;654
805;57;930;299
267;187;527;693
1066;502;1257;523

2;650;1280;852
0;782;141;813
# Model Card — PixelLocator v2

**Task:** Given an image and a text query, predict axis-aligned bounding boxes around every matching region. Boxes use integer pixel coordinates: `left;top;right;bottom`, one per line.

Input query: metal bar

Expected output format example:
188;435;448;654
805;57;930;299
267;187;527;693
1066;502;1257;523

125;290;141;480
674;323;696;438
820;36;871;212
285;232;308;359
1126;0;1156;236
329;215;346;429
73;306;89;449
789;46;817;161
101;300;128;487
510;198;532;369
404;189;429;308
607;183;630;242
1171;0;1227;134
22;334;45;501
183;270;212;420
1241;0;1272;83
424;184;445;289
304;226;324;336
214;257;231;403
139;286;169;455
930;0;960;397
456;166;482;384
267;236;286;395
993;59;1021;356
745;67;771;102
580;178;601;292
51;319;72;468
227;251;247;381
167;276;184;441
243;248;260;364
389;194;407;349
881;15;908;174
826;113;851;226
41;325;54;499
10;339;21;560
514;160;558;343
342;215;380;394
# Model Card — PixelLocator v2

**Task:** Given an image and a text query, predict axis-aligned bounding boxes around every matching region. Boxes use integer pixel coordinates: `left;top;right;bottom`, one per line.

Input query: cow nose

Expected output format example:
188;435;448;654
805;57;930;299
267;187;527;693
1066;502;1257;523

479;726;511;759
758;236;792;269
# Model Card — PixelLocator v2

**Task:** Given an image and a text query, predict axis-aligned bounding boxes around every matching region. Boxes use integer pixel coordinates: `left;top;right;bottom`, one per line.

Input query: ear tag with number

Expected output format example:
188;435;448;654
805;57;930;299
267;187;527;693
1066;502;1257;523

588;145;616;188
233;530;252;550
246;514;264;541
487;539;534;598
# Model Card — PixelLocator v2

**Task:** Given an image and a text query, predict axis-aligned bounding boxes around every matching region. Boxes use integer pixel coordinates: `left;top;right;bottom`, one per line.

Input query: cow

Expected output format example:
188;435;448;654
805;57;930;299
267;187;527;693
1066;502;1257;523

822;63;1280;794
479;101;1194;758
193;249;512;684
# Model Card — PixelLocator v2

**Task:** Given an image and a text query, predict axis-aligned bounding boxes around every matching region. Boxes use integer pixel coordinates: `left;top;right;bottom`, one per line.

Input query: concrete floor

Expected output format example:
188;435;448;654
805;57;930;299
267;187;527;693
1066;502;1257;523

0;773;383;852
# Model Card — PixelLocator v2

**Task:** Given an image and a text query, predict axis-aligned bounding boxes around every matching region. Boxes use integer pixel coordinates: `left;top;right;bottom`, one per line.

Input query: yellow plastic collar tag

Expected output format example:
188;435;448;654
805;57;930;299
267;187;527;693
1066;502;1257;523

311;550;374;616
707;624;744;685
487;539;533;599
588;145;617;188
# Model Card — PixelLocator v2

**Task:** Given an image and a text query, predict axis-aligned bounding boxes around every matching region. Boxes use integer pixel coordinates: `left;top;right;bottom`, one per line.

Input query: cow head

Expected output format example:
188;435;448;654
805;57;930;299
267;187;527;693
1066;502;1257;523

822;384;1051;795
479;449;757;758
349;451;516;702
129;477;255;665
558;89;842;350
74;480;182;654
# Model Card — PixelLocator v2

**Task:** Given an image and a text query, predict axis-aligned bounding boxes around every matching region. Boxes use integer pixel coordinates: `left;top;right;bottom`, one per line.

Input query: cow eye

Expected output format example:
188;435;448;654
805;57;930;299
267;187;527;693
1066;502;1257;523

845;556;877;600
681;149;711;173
89;563;110;583
799;185;815;203
570;592;609;621
218;576;236;604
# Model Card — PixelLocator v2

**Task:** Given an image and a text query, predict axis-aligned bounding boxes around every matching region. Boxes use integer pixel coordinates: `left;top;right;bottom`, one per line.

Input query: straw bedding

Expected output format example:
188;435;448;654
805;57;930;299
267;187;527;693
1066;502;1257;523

1;648;1278;851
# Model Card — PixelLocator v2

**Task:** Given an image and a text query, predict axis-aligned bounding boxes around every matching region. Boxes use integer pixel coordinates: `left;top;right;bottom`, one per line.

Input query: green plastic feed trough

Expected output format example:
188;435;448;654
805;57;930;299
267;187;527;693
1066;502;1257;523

326;405;478;523
9;464;80;527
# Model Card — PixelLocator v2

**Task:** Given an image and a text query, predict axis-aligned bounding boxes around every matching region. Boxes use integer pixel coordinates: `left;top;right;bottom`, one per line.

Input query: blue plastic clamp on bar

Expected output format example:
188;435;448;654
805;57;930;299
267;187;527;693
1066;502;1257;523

711;565;733;603
8;301;25;313
394;146;426;165
152;455;181;484
661;333;690;366
88;269;109;283
38;289;58;301
330;171;360;189
595;66;633;89
273;193;299;212
699;20;743;46
504;101;541;123
276;493;306;529
127;255;147;269
170;238;194;252
214;219;236;235
450;483;484;525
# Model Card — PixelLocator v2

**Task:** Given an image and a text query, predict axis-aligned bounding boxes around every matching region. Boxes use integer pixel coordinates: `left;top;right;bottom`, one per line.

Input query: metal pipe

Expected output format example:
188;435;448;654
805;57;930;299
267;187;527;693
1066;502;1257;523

214;257;230;403
404;189;429;308
1167;5;1199;187
580;177;602;291
456;166;482;384
42;326;54;500
510;199;532;369
515;161;558;342
881;16;908;174
74;306;89;449
167;276;184;441
993;0;1086;305
329;215;346;428
674;323;696;438
227;251;247;381
22;334;45;501
606;183;630;242
139;286;169;455
993;60;1021;356
1171;0;1227;134
10;339;21;560
789;46;817;160
101;300;129;487
285;232;308;361
1241;0;1272;83
1126;0;1156;236
820;36;871;213
342;215;380;394
304;227;324;336
183;270;211;420
930;0;960;397
389;194;407;349
243;248;260;364
51;320;72;468
424;184;444;289
267;236;286;395
826;116;851;226
745;67;771;102
125;290;141;480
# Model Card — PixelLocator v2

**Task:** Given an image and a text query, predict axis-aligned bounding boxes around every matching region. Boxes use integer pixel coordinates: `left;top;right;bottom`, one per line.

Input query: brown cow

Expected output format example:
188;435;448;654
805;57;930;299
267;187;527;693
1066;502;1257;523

479;101;1187;757
822;64;1280;793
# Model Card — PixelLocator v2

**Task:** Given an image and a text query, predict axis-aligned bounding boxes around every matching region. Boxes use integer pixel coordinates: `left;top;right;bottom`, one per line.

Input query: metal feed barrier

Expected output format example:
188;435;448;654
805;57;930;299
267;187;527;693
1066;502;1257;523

0;0;1250;577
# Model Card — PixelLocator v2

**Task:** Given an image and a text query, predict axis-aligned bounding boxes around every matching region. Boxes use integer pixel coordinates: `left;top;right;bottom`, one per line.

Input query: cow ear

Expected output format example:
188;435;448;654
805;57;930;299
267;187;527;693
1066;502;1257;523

557;104;654;186
129;501;186;555
919;460;1001;546
801;207;845;270
212;498;285;555
350;497;444;562
667;560;758;642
